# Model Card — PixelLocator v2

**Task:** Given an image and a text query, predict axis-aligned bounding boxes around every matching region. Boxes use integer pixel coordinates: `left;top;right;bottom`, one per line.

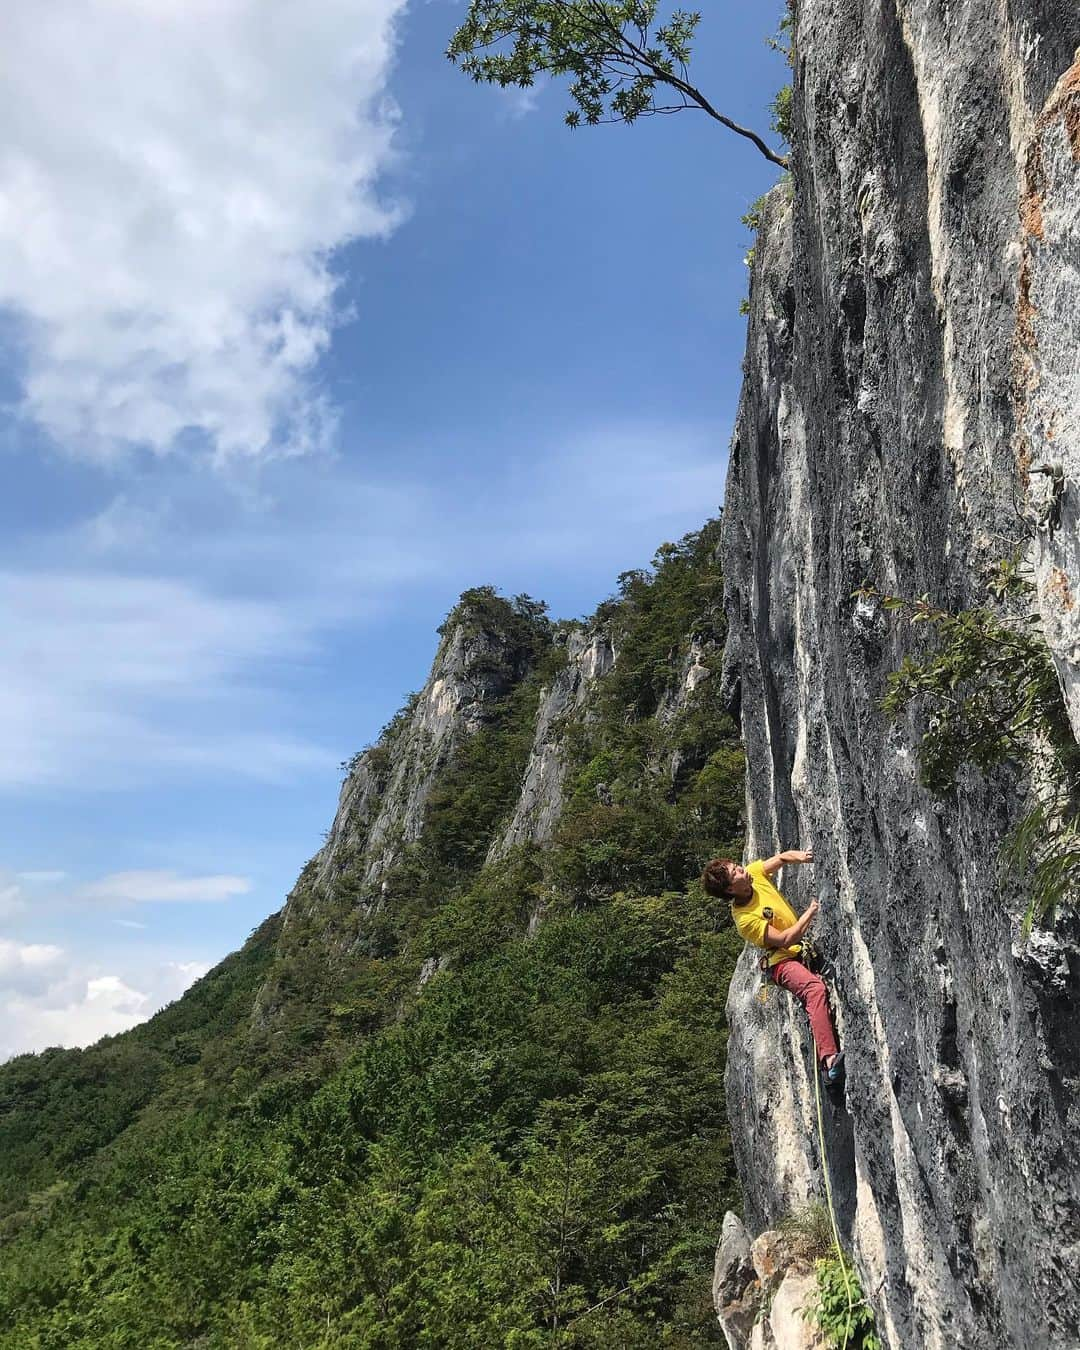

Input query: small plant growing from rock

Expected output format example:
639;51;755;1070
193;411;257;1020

778;1201;833;1263
856;558;1080;931
765;0;795;145
804;1254;881;1350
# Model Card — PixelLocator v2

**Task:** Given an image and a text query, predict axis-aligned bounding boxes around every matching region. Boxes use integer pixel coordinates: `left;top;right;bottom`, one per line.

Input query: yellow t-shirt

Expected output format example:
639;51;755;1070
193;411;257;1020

730;859;802;967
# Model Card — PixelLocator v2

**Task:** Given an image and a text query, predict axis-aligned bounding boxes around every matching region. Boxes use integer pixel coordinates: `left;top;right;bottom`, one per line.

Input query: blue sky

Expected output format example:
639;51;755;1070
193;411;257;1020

0;0;786;1057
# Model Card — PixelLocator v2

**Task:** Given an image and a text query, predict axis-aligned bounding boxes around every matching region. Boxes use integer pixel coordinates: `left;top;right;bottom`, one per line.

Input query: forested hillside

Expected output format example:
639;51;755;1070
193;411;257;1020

0;518;748;1347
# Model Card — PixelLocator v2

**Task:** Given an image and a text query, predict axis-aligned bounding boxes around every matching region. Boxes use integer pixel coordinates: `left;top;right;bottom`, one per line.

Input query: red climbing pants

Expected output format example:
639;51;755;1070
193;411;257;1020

771;959;839;1063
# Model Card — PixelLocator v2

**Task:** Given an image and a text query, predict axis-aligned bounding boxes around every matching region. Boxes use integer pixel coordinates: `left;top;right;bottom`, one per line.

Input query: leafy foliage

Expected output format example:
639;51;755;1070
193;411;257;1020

858;559;1080;928
0;912;282;1217
770;82;793;144
875;592;1068;794
1002;798;1080;936
439;586;551;651
765;1;794;144
446;0;787;166
0;905;741;1347
804;1255;881;1350
548;520;742;909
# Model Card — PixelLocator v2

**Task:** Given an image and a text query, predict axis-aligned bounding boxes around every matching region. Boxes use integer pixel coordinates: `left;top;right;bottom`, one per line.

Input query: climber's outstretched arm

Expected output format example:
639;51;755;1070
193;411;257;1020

760;847;814;877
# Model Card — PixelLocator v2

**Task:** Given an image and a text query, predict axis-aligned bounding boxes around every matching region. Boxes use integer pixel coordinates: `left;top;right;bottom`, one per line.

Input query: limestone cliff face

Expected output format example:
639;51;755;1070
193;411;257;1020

722;6;1080;1348
1018;55;1080;738
281;600;543;934
260;561;727;1030
326;619;531;885
489;629;614;860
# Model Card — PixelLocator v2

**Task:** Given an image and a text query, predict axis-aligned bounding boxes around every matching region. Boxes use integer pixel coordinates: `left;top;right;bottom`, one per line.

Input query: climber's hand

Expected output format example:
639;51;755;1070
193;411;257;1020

765;898;819;948
762;847;813;876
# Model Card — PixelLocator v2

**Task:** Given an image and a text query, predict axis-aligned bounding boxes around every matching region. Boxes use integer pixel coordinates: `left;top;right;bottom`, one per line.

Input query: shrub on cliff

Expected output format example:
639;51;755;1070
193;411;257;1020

860;558;1080;930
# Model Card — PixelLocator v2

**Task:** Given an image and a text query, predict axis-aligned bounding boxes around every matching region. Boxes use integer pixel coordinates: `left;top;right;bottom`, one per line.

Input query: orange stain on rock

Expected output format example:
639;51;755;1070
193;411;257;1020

1046;567;1075;612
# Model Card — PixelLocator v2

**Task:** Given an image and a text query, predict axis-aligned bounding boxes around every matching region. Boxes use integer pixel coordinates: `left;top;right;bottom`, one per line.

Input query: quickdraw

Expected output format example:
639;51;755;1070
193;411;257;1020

800;937;823;973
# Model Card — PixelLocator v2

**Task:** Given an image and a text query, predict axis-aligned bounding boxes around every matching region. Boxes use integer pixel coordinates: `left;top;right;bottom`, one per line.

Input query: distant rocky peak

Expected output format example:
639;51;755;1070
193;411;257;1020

490;626;615;859
308;590;551;903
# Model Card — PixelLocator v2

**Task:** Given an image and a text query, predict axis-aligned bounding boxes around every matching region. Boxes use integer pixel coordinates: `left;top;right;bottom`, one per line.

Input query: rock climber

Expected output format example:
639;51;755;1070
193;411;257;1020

701;848;845;1085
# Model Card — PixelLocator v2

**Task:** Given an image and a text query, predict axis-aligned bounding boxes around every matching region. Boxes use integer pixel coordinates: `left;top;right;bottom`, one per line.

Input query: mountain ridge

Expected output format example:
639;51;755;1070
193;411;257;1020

0;518;748;1347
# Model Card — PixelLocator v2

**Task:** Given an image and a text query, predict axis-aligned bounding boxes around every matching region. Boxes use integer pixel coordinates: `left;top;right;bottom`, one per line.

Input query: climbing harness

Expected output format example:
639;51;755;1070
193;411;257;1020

756;940;826;1005
758;905;778;1002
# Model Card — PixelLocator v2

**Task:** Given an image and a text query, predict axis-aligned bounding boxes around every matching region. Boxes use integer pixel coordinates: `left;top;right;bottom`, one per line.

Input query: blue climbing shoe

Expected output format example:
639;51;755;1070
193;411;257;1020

822;1052;845;1087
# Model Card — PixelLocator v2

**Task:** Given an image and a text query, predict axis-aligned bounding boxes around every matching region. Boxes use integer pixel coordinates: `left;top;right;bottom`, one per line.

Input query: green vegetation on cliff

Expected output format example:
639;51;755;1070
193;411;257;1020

0;518;745;1347
861;559;1080;930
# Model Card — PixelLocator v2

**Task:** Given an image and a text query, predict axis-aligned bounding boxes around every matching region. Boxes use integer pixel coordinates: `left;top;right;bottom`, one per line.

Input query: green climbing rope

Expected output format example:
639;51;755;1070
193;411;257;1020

812;1048;856;1350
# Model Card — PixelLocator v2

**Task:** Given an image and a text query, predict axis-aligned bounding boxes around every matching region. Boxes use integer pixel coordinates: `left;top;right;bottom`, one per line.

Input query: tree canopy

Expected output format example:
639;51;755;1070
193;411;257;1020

447;0;789;168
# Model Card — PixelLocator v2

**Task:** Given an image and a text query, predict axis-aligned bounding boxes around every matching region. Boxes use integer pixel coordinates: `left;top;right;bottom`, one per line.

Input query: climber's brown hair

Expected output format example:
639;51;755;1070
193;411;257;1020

701;858;737;900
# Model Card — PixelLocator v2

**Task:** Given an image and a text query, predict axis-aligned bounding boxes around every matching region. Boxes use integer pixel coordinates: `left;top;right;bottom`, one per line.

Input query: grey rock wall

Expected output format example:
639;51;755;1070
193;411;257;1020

490;629;614;859
284;605;538;930
722;5;1080;1348
1017;54;1080;737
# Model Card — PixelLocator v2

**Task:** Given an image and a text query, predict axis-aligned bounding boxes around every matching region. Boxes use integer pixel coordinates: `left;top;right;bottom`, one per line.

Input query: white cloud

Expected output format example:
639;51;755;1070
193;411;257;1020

0;0;408;462
84;975;148;1017
0;938;65;993
0;869;66;918
0;418;726;794
0;569;331;788
0;946;209;1060
172;960;212;986
498;79;546;120
81;871;251;905
0;939;64;970
0;884;26;920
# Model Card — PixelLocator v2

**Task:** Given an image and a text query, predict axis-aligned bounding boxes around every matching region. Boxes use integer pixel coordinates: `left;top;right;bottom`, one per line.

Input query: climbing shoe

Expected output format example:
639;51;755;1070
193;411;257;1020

822;1052;845;1087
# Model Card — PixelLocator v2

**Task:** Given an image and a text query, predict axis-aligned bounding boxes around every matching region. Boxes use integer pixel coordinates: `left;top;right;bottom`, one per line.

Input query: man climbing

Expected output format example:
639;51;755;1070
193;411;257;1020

701;848;844;1085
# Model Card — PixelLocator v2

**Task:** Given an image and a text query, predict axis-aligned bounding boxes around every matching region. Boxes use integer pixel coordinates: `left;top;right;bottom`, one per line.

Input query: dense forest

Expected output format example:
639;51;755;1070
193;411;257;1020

0;518;748;1347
